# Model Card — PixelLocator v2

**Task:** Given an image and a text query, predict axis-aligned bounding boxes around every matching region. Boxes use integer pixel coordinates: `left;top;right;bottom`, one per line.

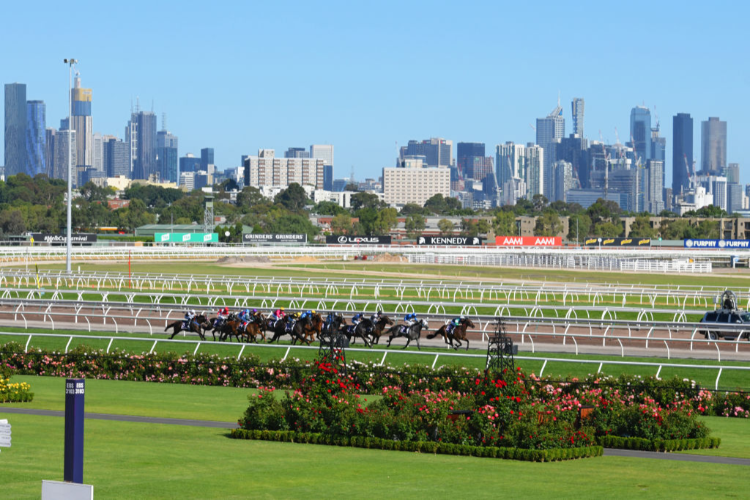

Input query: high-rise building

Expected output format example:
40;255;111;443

727;163;740;184
285;147;309;158
728;183;743;214
180;154;201;174
200;147;214;172
457;142;484;178
70;75;93;177
244;149;325;189
126;110;157;179
25;100;46;177
157;130;179;183
555;135;588;188
524;144;544;199
630;106;651;162
53;129;76;181
400;138;452;168
103;137;130;178
92;132;104;173
536;103;565;198
553;160;576;203
495;142;526;189
701;117;727;175
45;128;56;178
646;160;664;214
383;158;450;206
672;113;693;195
310;145;334;190
4;83;27;177
571;98;584;137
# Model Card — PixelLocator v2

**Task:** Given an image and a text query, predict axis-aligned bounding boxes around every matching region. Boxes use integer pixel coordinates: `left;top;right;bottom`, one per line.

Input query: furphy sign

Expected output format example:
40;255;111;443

154;233;219;243
243;234;307;243
584;238;651;247
494;236;562;247
417;236;483;246
325;235;392;245
30;233;97;245
684;239;750;249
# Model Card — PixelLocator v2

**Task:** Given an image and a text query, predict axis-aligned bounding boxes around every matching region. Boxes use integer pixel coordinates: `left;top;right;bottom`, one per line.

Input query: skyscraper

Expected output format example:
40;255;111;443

310;145;334;190
285;147;309;158
701;117;727;175
630;106;651;162
53;129;76;181
103;137;130;178
201;147;214;172
524;143;544;199
92;132;104;173
727;163;740;184
536;103;565;198
25;100;46;177
126;109;157;179
571;98;584;137
672;113;693;194
45;128;56;178
157;129;179;183
495;142;526;189
400;139;451;167
180;154;201;174
4;83;27;177
646;160;664;214
70;75;93;175
457;142;485;179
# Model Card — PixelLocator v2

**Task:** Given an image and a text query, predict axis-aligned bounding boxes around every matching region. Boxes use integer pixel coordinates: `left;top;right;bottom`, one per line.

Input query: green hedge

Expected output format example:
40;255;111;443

229;428;604;462
596;435;721;452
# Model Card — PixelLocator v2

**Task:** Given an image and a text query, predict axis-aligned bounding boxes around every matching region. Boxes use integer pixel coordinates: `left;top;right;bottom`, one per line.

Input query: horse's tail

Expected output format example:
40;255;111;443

426;328;441;339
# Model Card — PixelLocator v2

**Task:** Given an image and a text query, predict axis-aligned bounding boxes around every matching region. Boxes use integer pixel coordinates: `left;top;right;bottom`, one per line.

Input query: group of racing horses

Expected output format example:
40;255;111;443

165;310;476;350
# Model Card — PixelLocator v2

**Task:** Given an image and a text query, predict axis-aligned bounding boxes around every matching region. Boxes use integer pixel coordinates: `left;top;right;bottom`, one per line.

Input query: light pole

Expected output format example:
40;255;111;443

63;58;78;274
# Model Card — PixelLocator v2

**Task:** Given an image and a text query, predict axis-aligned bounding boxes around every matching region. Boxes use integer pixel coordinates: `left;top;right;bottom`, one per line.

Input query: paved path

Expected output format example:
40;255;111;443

2;407;748;466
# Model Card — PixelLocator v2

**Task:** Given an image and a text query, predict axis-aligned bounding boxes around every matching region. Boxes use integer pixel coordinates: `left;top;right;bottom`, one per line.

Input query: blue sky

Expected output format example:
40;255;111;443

2;0;748;186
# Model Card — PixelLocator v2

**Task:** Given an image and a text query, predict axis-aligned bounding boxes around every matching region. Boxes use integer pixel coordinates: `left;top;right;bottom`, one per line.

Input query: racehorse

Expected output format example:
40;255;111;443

165;313;208;341
268;316;308;345
386;318;429;350
301;313;323;343
219;315;245;343
364;315;395;345
244;313;267;343
427;317;476;350
322;313;346;337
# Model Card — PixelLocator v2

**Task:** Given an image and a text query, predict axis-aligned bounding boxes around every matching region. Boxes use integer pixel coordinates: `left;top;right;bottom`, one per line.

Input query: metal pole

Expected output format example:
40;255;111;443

64;59;77;274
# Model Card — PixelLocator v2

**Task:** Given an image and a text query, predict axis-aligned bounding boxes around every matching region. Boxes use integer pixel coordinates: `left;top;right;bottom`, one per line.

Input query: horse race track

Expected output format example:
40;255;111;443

0;376;749;499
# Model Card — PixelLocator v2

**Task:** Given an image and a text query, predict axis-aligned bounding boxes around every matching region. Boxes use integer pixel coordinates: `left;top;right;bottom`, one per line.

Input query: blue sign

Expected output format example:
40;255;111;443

64;378;85;483
684;239;750;249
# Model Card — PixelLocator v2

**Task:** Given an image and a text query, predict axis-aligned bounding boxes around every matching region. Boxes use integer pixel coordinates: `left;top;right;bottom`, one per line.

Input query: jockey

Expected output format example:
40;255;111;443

184;309;196;329
270;307;286;322
216;306;230;327
446;316;463;336
250;308;261;322
370;310;383;324
403;312;418;333
352;312;364;327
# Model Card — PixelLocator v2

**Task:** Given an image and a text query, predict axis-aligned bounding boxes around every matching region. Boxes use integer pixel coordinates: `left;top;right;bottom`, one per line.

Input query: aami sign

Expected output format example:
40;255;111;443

495;236;562;247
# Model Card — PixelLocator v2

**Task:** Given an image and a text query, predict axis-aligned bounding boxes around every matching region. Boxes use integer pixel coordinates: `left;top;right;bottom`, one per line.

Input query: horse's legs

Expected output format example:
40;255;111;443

465;338;470;351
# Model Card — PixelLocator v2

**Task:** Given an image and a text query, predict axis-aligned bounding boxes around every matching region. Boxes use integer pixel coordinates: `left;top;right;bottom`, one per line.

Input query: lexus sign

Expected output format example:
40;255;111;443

417;236;483;246
325;235;392;245
495;236;562;247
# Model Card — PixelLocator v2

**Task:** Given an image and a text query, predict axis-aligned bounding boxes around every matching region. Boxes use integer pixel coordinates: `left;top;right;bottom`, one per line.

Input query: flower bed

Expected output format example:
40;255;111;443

0;366;33;403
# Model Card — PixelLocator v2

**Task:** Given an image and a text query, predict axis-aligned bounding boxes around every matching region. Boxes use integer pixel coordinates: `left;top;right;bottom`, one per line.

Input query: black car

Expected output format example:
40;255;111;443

699;310;750;340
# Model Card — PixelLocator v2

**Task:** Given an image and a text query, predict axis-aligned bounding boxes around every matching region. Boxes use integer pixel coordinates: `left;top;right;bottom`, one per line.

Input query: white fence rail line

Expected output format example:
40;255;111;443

2;331;747;390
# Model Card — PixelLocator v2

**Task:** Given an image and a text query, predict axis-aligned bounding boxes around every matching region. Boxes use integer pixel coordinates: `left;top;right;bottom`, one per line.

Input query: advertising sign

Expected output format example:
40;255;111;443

583;237;652;247
494;236;562;247
325;235;392;245
30;233;97;245
684;239;750;249
154;233;219;243
242;233;308;243
417;236;483;246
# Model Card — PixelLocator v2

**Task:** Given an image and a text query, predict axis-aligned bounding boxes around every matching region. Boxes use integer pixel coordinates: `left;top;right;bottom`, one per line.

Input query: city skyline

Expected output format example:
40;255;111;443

0;1;748;186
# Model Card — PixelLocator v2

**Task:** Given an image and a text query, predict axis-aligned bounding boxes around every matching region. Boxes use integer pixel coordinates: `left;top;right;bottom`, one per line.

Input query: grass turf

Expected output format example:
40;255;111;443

0;412;748;499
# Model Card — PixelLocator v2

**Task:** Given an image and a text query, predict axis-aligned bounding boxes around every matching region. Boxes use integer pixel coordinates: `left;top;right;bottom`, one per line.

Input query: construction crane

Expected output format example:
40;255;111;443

683;154;694;193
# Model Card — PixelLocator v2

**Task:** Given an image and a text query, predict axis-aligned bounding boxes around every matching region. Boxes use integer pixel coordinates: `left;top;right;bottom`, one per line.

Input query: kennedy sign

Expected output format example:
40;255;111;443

325;235;392;245
30;233;97;245
495;236;562;247
684;239;750;249
417;236;483;246
243;234;307;244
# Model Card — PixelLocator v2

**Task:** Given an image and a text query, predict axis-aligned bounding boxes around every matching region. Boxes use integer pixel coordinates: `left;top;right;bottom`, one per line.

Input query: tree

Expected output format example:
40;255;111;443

594;221;623;238
267;213;319;240
354;207;379;235
628;215;657;238
534;210;562;236
438;218;455;236
460;219;478;237
0;210;26;235
350;192;382;211
567;214;591;242
330;213;353;235
692;205;728;218
532;194;548;212
375;207;399;235
314;201;348;216
344;182;359;192
425;194;462;215
493;211;516;236
400;203;430;216
274;183;309;212
475;219;491;235
236;187;266;210
404;214;426;239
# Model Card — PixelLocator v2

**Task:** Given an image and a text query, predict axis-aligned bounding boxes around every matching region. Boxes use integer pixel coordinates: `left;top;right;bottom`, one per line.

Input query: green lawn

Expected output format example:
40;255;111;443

0;412;748;499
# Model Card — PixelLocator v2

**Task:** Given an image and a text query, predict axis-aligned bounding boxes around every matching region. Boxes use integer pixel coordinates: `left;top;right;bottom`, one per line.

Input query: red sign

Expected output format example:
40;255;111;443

495;236;562;247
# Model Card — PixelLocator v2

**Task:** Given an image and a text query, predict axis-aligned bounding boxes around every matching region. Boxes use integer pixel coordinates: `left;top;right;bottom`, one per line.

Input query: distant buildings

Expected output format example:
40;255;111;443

630;106;651;162
285;147;309;158
701;117;727;175
400;138;453;168
310;145;334;190
157;129;179;183
26;100;46;177
126;109;157;179
4;83;27;177
244;149;325;189
180;154;201;175
672;113;694;195
571;98;585;137
536;103;565;198
70;75;93;184
103;137;129;178
383;157;450;206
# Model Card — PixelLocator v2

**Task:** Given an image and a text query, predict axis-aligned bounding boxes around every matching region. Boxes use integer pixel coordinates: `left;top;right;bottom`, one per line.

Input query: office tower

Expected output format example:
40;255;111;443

201;147;214;172
180;154;201;174
157;129;179;183
495;142;526;189
244;149;325;189
323;165;333;191
727;163;740;184
103;137;130;178
285;147;309;158
400;138;452;167
672;113;693;194
45;128;56;178
332;179;349;192
555;135;588;188
701;117;727;175
712;177;728;211
25;100;46;177
457;142;484;178
53;129;76;181
728;183;743;214
92;132;104;173
70;75;93;176
383;157;450;206
630;106;651;162
4;83;27;177
646;160;664;214
524;144;544;199
571;98;584;137
126;109;157;179
179;171;195;191
554;160;576;203
536;102;565;199
310;144;334;189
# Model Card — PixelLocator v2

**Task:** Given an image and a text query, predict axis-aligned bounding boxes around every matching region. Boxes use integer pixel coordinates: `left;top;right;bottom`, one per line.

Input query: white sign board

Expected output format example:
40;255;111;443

42;480;94;500
0;419;10;448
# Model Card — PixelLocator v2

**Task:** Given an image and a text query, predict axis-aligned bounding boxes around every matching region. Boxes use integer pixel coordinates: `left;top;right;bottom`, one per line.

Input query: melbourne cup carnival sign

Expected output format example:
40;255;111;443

417;236;483;246
684;239;750;249
325;235;392;245
242;234;308;243
584;237;651;247
494;236;562;247
30;233;97;245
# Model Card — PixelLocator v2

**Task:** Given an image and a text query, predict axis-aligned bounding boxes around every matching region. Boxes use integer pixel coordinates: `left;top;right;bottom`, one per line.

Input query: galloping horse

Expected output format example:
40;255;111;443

347;319;374;348
386;318;429;350
165;314;208;341
268;316;308;345
364;315;395;345
302;313;324;343
219;315;245;343
244;313;267;343
427;317;476;350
